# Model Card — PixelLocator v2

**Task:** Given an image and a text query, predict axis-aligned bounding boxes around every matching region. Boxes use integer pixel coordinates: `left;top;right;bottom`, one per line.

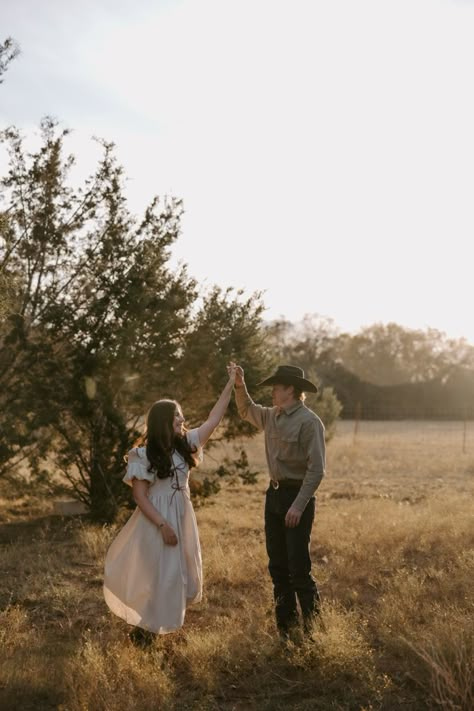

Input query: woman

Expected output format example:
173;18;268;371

103;366;236;639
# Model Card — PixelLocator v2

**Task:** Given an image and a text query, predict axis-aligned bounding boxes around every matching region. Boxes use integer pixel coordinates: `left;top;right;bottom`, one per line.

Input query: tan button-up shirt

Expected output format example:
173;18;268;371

235;384;325;512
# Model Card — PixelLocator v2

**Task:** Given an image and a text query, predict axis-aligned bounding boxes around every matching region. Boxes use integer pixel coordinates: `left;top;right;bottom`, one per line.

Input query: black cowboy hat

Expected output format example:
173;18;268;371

257;365;318;393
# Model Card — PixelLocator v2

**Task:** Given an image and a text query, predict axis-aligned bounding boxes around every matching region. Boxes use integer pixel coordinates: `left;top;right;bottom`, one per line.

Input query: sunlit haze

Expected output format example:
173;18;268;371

1;0;474;342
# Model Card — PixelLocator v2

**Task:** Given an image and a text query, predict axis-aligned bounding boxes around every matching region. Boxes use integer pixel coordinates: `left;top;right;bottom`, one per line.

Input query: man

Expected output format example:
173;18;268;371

230;362;325;638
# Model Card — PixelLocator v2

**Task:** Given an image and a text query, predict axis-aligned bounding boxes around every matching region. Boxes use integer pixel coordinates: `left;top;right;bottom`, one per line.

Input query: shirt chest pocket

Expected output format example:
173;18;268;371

274;432;302;464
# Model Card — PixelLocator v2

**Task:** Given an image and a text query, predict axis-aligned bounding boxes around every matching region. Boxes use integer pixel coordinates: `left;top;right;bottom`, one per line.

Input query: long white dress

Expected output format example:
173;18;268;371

103;428;203;634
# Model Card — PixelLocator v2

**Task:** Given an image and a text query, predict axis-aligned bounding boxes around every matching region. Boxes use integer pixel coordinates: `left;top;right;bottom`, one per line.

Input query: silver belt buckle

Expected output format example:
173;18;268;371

271;479;279;490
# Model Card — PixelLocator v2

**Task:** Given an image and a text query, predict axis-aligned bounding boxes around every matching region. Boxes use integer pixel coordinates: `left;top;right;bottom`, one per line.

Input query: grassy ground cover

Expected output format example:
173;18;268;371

1;422;473;710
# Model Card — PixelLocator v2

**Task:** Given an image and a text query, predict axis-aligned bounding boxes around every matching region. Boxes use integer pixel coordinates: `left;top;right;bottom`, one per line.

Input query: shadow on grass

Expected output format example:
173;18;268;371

0;512;89;544
0;513;106;710
0;681;64;711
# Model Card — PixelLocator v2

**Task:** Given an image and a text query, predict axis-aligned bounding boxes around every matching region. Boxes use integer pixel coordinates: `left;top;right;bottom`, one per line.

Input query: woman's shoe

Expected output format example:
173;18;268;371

128;626;154;648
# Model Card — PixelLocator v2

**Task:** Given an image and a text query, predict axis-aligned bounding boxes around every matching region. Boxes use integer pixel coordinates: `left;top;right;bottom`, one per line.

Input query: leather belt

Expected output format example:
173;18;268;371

270;479;302;490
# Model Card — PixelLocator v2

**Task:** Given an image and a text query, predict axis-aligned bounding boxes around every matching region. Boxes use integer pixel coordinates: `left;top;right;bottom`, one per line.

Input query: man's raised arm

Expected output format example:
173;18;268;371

228;362;270;431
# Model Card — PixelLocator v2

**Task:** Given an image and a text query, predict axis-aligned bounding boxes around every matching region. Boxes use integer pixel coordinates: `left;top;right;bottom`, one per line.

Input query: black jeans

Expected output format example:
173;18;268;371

264;485;320;634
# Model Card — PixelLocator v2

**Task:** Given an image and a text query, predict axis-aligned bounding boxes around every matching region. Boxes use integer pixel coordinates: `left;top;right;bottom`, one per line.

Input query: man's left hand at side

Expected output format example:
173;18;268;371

285;506;302;528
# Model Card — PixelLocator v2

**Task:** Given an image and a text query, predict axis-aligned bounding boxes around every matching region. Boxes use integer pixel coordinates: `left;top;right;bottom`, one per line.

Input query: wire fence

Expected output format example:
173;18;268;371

333;418;474;453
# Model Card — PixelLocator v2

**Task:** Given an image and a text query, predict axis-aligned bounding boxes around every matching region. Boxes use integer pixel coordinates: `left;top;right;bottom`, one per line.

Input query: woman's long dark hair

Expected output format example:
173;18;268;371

140;399;197;479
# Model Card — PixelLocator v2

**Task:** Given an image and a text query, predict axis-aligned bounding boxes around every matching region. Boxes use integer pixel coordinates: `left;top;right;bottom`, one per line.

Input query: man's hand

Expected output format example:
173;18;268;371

285;506;302;528
160;523;178;545
228;361;244;387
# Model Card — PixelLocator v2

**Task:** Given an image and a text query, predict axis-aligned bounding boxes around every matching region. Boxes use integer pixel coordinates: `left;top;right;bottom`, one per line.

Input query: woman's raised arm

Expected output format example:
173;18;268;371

197;367;236;446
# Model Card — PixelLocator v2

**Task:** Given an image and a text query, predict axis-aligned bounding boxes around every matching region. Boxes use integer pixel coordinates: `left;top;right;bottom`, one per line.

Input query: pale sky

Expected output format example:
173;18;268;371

1;0;474;342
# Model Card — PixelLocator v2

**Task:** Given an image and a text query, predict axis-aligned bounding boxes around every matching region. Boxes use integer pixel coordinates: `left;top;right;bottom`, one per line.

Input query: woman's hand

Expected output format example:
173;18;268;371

160;522;178;545
227;362;237;385
228;361;244;387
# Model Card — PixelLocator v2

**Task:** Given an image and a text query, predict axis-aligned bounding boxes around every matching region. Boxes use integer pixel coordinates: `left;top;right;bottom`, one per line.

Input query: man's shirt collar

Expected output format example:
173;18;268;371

277;401;304;417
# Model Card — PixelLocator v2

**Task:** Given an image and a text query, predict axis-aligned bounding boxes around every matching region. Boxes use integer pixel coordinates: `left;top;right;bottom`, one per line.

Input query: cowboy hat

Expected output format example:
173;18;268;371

257;365;318;393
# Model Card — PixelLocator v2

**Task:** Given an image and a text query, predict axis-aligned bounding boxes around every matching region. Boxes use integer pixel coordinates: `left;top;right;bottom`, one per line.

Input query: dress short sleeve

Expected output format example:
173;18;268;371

123;448;155;487
186;428;203;465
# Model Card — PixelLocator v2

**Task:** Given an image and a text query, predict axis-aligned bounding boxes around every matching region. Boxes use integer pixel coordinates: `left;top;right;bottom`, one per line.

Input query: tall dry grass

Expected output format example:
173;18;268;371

1;422;473;710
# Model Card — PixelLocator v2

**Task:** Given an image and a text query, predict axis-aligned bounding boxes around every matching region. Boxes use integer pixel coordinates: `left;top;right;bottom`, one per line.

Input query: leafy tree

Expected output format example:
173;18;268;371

175;286;272;436
0;37;20;315
0;119;272;521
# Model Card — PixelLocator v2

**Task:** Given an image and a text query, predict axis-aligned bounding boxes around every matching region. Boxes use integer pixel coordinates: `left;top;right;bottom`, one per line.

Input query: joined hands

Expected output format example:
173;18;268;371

227;361;244;387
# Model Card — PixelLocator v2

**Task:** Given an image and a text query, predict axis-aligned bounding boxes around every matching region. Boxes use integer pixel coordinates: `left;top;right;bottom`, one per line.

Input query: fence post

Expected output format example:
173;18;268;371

353;401;361;446
462;415;467;454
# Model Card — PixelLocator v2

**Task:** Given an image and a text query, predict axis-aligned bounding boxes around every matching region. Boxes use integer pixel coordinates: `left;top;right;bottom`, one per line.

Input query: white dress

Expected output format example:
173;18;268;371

103;428;203;634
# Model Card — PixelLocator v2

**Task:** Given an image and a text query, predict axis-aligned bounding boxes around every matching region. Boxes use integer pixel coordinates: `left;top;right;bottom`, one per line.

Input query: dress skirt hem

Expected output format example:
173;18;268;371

103;584;202;635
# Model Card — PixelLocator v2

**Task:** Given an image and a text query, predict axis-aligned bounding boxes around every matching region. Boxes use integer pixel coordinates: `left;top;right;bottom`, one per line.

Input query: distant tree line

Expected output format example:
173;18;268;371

266;317;474;420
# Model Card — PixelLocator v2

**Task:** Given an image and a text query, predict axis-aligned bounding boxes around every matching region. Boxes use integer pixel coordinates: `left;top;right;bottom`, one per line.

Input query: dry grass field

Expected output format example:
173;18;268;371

1;421;473;710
